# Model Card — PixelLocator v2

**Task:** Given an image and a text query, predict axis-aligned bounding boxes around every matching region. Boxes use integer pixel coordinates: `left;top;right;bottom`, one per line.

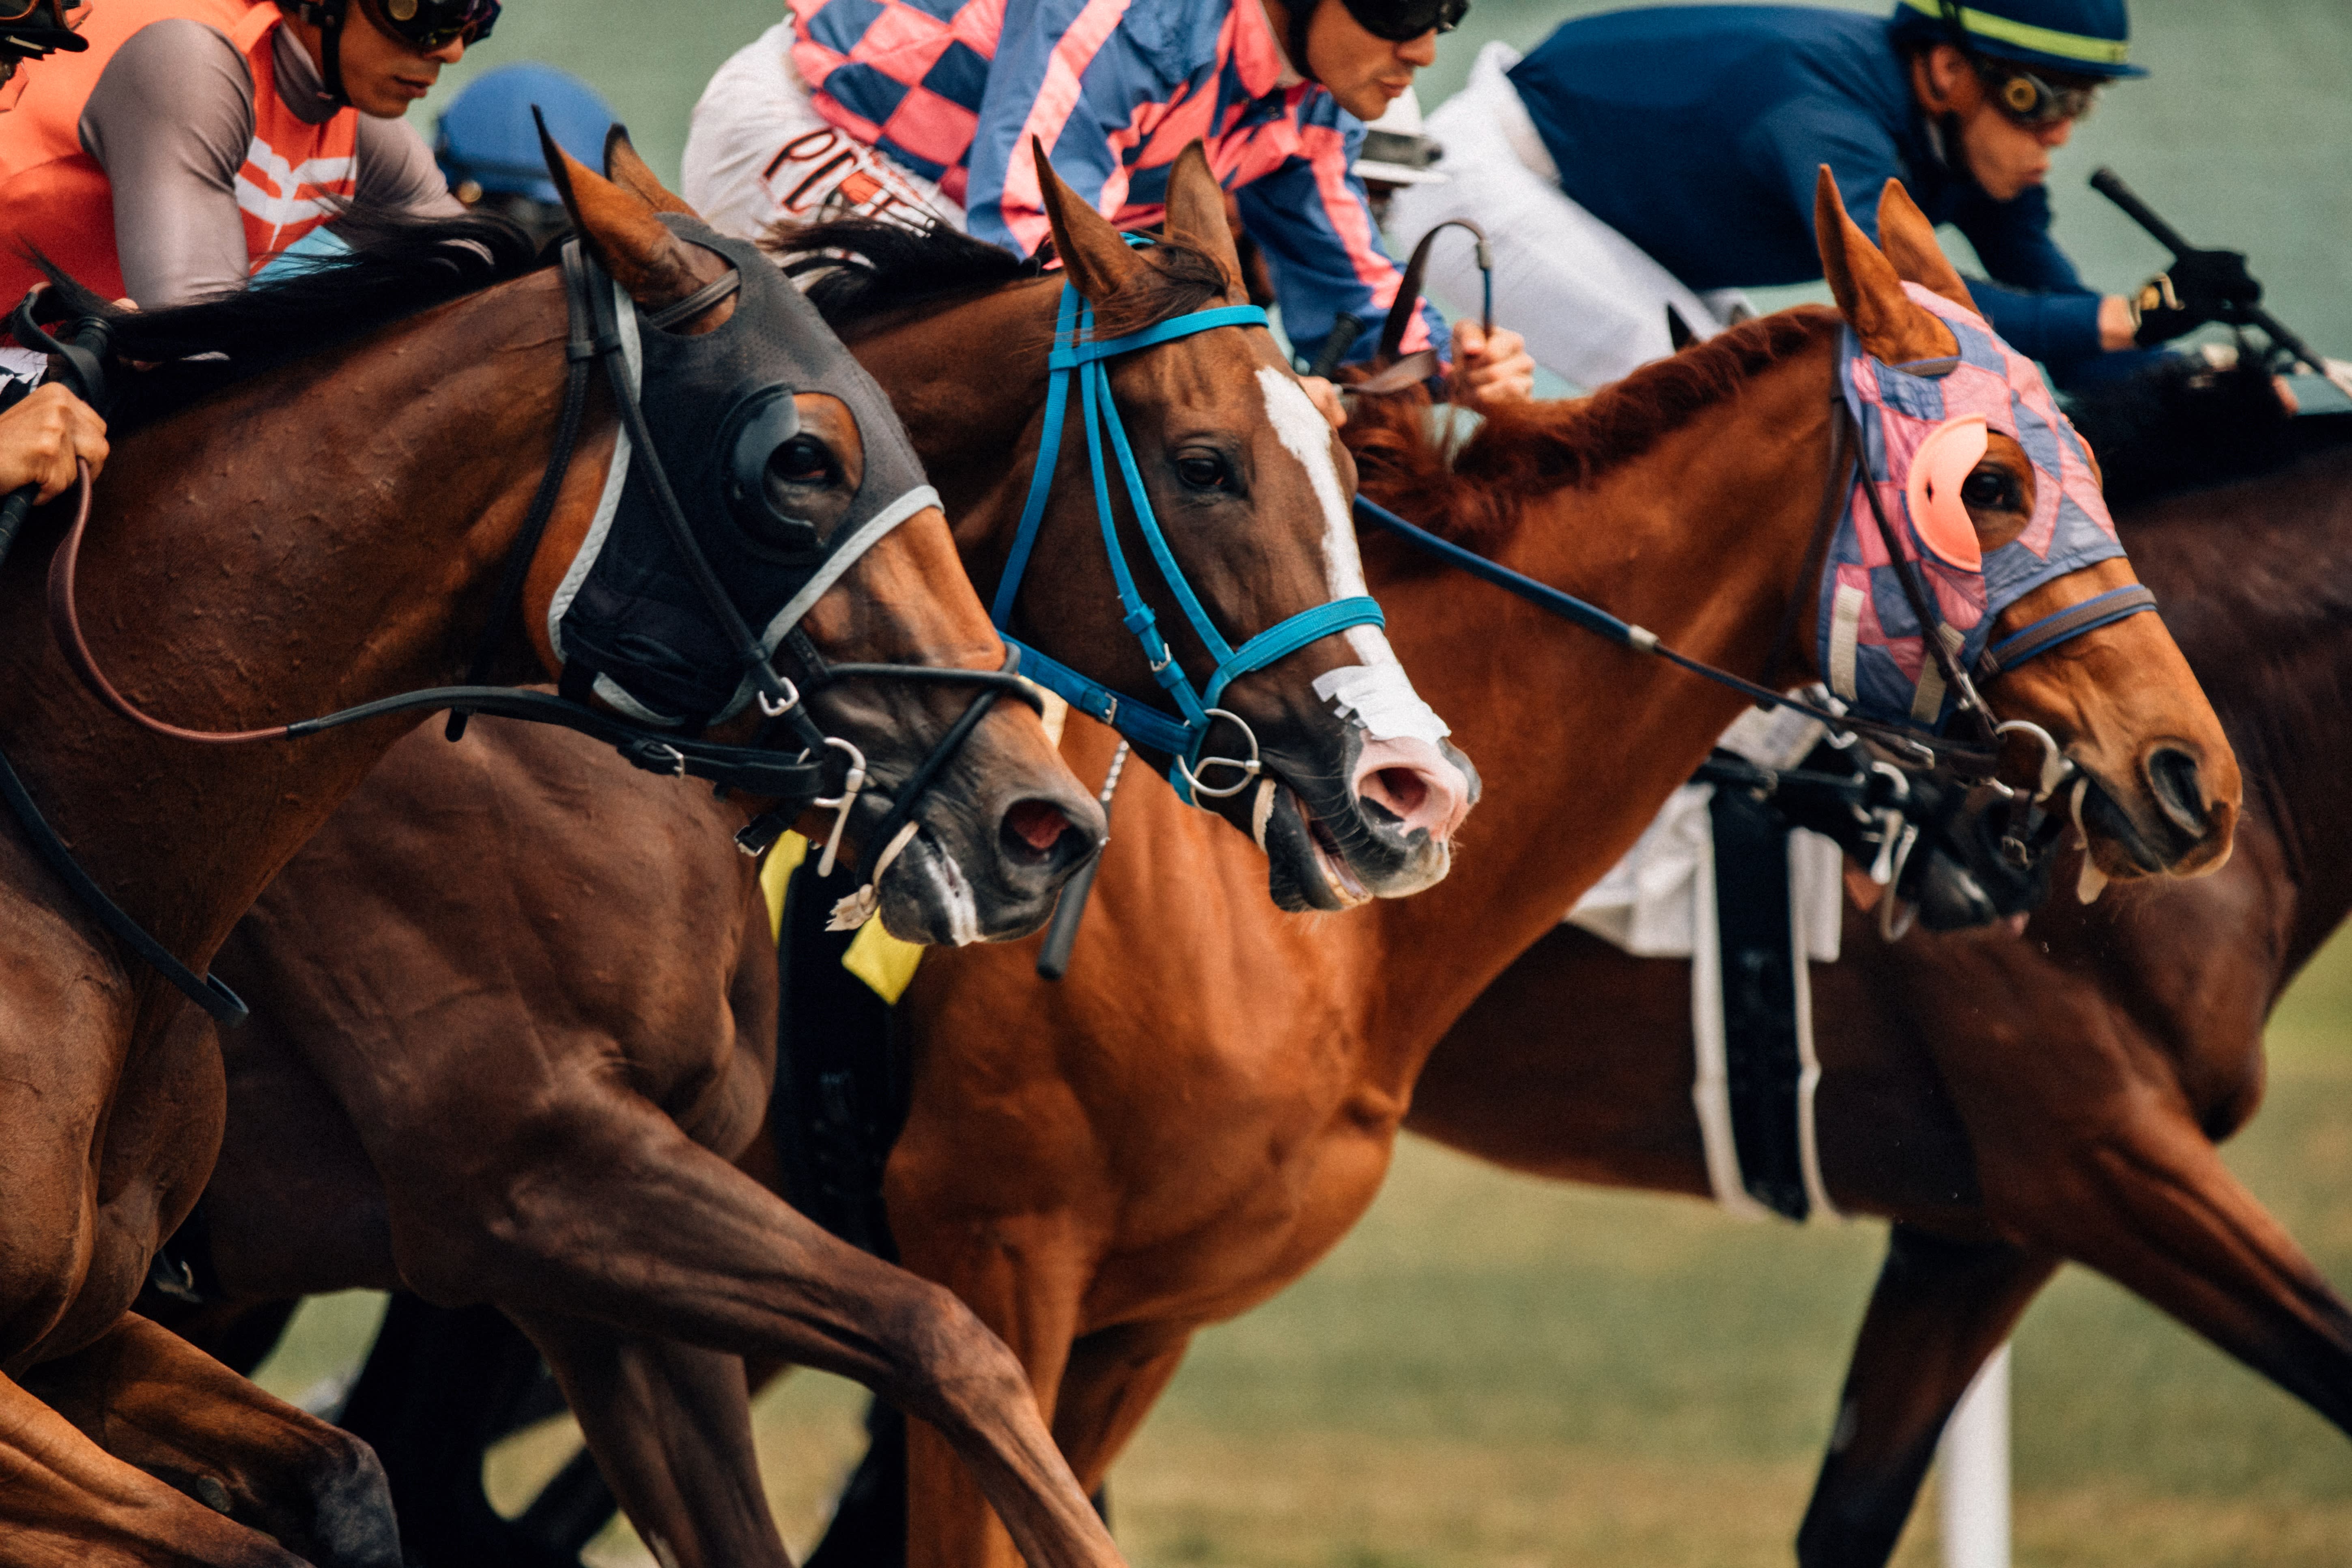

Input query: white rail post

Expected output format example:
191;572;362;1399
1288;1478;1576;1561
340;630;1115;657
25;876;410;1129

1937;1341;2011;1568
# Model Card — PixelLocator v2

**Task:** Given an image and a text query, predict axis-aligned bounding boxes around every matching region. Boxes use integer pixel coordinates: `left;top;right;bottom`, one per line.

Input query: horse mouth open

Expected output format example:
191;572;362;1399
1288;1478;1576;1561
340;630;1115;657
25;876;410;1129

875;796;1103;946
1255;734;1480;914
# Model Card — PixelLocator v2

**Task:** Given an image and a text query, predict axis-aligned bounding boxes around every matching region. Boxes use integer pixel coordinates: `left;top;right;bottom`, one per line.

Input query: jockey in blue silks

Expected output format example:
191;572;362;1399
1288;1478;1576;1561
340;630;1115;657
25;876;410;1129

1392;0;2259;392
681;0;1535;416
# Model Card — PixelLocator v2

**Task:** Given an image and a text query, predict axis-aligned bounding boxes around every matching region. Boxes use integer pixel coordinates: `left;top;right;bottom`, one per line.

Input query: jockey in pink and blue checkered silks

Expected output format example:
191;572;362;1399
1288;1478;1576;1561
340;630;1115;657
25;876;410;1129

685;0;1534;404
1823;278;2126;731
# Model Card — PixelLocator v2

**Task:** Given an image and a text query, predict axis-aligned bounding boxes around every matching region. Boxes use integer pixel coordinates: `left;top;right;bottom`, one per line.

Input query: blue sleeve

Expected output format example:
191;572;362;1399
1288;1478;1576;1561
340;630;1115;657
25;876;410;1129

1964;279;2105;367
1747;95;1911;253
1234;141;1444;370
1948;185;2107;368
1952;182;2083;293
962;0;1156;256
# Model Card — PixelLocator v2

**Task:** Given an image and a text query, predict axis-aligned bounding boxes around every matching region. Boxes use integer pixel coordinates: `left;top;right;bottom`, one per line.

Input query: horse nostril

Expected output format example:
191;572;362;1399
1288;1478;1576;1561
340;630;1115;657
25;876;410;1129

1000;798;1074;863
2146;746;2208;840
1360;766;1429;825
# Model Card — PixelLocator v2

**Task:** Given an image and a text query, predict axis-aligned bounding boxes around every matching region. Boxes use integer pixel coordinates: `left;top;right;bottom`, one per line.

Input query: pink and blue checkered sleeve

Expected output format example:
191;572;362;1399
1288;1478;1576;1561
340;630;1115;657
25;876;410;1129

1235;122;1440;370
962;0;1146;256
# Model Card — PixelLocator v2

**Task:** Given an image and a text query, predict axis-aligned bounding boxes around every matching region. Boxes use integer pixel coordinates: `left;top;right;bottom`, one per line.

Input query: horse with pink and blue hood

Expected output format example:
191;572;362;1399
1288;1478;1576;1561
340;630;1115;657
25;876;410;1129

1823;241;2146;734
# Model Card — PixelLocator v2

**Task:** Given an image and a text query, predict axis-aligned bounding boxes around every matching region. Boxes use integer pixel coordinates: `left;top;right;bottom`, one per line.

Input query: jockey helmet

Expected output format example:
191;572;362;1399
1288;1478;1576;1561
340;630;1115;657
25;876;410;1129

435;62;613;212
1353;88;1446;188
1890;0;2145;81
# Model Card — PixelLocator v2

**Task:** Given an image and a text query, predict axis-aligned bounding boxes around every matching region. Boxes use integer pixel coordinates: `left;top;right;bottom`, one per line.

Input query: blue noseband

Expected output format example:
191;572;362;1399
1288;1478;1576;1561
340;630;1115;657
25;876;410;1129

989;275;1387;805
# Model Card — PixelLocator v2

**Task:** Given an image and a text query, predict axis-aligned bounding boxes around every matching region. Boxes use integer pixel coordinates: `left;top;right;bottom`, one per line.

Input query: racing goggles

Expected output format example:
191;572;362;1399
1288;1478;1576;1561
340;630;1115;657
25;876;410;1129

366;0;500;51
1338;0;1468;43
1971;56;2098;127
0;0;89;64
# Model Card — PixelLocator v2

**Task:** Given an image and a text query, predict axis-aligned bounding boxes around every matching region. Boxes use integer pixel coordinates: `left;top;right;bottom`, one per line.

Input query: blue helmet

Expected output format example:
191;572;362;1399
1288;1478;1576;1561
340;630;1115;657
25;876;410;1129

1890;0;2145;80
434;62;618;207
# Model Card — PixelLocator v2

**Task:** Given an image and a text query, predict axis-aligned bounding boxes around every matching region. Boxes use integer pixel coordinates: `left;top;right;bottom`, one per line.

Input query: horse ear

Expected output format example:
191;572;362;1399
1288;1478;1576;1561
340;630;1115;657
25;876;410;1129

1814;166;1957;365
1032;136;1147;303
538;112;723;317
1874;178;1978;316
1160;141;1246;300
603;124;698;218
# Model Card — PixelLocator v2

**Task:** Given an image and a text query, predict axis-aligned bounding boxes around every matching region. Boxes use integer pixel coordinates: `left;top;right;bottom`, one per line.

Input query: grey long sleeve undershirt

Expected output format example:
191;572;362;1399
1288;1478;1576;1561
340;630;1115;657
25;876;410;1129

77;18;458;306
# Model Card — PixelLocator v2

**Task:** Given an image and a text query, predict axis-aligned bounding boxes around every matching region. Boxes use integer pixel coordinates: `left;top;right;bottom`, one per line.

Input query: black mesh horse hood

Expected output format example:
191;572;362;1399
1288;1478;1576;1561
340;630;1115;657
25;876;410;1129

548;213;940;727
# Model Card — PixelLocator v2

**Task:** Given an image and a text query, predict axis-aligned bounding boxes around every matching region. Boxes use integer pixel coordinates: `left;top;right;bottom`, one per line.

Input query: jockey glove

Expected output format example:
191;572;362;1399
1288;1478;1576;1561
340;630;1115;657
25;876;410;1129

2133;247;2262;346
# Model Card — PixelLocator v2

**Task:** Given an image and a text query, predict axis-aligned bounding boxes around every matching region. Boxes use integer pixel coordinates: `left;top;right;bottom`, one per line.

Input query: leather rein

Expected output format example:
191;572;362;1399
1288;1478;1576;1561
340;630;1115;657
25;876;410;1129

1352;233;2157;792
0;248;1039;1024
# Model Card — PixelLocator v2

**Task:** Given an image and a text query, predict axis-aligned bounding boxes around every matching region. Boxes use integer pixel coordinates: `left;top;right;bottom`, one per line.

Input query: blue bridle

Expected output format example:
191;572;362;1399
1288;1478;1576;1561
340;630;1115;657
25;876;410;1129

990;276;1388;804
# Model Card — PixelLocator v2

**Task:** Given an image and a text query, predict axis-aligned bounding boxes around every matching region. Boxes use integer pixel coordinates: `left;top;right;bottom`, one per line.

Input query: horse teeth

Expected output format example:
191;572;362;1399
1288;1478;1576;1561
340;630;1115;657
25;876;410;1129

2076;854;2109;905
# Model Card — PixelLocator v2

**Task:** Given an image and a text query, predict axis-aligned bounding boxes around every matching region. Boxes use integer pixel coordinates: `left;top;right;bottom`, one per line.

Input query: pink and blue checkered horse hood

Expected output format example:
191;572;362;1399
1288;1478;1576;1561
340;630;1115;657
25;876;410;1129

1819;282;2122;730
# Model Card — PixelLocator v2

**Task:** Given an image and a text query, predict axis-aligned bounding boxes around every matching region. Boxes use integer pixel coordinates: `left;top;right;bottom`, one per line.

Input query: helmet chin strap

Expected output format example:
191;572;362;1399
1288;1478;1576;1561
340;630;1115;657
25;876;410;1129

1281;0;1321;85
284;0;352;108
318;0;349;108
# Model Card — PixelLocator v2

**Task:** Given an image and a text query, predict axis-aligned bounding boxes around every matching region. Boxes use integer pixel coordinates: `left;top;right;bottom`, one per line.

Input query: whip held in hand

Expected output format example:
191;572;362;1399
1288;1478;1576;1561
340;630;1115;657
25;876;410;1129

2091;167;2321;370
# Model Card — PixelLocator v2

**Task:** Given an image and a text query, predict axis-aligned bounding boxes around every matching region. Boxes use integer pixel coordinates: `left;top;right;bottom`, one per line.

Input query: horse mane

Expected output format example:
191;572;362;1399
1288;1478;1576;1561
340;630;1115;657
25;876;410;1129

1346;306;1838;563
2063;356;2352;508
765;214;1229;341
36;206;547;432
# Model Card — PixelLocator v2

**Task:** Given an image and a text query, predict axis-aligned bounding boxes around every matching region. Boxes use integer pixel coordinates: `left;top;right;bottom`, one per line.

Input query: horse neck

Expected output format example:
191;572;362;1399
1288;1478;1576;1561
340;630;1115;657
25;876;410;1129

1351;338;1840;1093
841;280;1060;594
0;275;576;973
2125;443;2352;983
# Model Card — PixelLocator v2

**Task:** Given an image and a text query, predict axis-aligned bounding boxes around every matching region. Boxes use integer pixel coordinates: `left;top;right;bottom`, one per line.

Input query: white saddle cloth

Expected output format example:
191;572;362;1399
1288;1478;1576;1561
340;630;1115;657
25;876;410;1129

1568;703;1848;1224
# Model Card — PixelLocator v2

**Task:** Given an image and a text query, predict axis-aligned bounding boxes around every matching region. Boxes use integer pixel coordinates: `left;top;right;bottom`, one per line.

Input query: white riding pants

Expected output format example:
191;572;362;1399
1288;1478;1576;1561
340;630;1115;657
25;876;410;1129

682;22;963;245
1388;42;1752;392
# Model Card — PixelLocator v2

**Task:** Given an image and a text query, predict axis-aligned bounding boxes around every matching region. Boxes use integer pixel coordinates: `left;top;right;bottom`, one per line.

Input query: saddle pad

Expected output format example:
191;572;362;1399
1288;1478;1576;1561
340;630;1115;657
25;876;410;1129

1567;704;1842;962
1567;705;1845;1224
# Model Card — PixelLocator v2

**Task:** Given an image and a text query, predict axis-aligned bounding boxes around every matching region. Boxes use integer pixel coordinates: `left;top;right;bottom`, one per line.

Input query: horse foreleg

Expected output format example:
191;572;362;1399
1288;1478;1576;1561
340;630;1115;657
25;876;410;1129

388;1101;1122;1568
20;1312;400;1568
894;1217;1091;1568
1048;1322;1196;1495
506;1308;787;1568
0;1357;316;1568
2000;1121;2352;1433
1794;1225;2057;1568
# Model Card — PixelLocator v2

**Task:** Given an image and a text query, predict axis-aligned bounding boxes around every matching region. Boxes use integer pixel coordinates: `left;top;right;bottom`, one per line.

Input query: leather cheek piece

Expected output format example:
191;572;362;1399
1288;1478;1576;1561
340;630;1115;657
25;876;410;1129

1907;414;1988;573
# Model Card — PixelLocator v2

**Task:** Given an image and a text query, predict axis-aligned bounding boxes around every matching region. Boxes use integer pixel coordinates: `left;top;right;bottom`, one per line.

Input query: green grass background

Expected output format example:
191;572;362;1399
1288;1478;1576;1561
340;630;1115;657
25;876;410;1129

253;928;2352;1567
243;3;2352;1563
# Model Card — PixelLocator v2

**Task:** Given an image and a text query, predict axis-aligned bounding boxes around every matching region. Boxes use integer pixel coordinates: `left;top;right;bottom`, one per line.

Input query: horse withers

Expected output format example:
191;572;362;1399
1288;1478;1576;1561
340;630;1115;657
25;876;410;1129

834;174;2238;1568
0;141;1093;1566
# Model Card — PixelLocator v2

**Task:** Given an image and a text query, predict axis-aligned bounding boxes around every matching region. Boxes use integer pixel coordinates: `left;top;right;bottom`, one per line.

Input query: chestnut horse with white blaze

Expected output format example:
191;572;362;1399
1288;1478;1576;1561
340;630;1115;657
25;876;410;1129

150;139;1468;1568
861;176;2238;1568
0;147;1098;1562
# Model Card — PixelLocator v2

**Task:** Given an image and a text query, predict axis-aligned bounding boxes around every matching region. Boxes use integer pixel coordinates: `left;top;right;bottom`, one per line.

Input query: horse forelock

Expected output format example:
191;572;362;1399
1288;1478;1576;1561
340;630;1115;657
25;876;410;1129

45;206;547;434
1349;306;1839;568
772;215;1227;343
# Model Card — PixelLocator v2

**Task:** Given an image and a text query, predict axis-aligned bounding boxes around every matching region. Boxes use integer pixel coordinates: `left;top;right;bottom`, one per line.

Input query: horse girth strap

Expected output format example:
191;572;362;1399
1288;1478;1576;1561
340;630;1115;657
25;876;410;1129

988;277;1385;802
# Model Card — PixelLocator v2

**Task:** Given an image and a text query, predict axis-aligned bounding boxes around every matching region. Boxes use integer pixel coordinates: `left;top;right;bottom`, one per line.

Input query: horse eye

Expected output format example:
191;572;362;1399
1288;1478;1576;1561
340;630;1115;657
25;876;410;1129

1960;468;2018;511
1177;452;1231;491
768;437;838;488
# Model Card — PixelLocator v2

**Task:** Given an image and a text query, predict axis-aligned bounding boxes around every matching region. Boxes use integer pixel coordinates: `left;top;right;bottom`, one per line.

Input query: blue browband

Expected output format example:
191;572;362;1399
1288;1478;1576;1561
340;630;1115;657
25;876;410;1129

990;276;1387;802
